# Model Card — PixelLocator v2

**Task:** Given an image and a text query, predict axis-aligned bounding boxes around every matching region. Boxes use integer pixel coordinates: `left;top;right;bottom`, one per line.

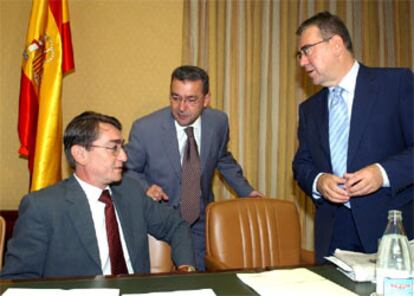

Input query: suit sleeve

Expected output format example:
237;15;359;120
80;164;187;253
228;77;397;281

125;120;151;191
292;104;321;197
0;195;48;279
215;115;254;197
143;197;195;267
379;69;414;196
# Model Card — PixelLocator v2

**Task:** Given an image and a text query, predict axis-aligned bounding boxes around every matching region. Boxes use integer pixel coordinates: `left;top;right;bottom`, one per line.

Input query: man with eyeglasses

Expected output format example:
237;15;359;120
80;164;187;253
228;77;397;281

292;11;413;264
125;65;263;270
1;111;194;279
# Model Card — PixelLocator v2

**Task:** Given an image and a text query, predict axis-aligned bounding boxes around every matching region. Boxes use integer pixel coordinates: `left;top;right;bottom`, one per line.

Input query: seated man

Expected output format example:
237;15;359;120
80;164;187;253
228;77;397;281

0;111;194;279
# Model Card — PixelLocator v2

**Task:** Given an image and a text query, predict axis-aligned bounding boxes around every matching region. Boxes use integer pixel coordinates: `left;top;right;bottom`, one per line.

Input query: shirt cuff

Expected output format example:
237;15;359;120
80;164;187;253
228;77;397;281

312;173;324;200
375;163;390;187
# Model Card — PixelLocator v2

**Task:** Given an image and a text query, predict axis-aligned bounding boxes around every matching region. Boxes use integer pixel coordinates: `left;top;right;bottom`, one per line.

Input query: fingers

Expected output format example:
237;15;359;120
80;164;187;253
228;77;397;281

146;185;169;201
317;173;350;204
248;190;264;198
344;165;383;196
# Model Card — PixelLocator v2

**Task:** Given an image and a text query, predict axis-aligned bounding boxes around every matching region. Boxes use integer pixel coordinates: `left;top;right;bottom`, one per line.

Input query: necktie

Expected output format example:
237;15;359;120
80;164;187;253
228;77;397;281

329;86;349;178
99;190;128;275
180;127;201;225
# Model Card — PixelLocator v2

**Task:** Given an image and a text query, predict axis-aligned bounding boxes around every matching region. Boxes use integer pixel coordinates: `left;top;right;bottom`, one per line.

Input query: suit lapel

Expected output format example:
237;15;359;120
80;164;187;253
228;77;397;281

348;66;377;166
65;177;101;268
200;111;214;174
110;186;139;265
316;89;331;162
161;112;181;177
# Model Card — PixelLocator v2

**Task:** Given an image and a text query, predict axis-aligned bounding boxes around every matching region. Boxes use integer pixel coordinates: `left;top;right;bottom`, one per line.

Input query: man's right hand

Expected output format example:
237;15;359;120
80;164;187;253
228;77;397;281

317;173;350;204
146;184;169;201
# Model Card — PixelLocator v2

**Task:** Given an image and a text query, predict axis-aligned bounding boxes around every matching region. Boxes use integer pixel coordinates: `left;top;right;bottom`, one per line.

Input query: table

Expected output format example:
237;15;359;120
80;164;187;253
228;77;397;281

0;265;375;295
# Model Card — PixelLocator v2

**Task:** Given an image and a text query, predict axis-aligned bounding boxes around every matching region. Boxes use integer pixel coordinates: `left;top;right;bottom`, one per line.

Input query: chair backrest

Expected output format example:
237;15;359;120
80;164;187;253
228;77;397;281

0;216;5;269
205;198;301;270
148;234;175;273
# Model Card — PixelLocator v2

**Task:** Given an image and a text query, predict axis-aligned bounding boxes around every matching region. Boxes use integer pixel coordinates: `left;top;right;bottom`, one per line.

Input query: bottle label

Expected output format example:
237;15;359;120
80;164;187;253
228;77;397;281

384;277;413;296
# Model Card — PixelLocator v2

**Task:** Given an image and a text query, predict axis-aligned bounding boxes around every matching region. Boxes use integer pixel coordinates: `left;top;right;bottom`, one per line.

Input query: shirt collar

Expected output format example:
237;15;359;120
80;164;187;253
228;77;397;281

74;173;111;201
330;61;359;95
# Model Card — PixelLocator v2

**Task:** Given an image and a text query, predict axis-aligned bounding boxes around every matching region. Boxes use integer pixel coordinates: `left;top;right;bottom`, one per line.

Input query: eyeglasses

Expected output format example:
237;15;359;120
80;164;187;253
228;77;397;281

90;141;125;156
296;36;333;61
170;94;202;106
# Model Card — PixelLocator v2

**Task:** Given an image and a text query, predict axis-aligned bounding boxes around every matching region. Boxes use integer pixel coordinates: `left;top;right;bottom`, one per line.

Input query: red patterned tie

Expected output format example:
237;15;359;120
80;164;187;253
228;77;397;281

99;190;128;275
180;127;201;225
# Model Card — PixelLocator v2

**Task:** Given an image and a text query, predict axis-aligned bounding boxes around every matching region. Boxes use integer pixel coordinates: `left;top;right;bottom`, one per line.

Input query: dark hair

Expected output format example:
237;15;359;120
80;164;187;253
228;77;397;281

171;65;209;95
296;11;353;53
63;111;122;168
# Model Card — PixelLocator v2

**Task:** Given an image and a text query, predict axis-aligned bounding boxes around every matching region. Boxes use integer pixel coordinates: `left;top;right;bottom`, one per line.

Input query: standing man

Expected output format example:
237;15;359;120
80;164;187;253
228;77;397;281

125;65;263;270
292;11;413;263
1;111;194;279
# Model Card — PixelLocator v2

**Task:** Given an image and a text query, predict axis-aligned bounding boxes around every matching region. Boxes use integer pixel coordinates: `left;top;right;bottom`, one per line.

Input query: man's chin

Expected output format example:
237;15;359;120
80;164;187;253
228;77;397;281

112;173;123;182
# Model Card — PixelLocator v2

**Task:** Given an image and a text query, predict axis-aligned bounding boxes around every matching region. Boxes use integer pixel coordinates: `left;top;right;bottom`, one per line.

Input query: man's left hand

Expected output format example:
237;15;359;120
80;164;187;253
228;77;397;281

248;190;264;197
177;265;196;272
344;164;383;196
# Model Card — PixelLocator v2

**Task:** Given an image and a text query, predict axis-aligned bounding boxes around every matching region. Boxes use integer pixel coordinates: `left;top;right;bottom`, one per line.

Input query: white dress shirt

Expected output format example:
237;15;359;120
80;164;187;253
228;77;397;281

74;174;134;275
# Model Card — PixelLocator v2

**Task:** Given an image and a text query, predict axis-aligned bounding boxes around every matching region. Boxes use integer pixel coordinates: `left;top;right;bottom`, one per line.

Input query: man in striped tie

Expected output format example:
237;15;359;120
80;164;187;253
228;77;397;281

292;11;413;264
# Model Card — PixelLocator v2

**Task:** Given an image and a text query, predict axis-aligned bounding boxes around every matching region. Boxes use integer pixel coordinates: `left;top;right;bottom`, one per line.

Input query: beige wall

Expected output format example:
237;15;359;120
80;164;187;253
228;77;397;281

0;0;184;209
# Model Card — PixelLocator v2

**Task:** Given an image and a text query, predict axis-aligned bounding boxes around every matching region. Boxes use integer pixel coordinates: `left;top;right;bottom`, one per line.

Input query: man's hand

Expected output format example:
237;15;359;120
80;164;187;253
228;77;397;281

248;190;264;198
317;173;350;203
146;184;169;201
344;165;383;197
177;265;196;272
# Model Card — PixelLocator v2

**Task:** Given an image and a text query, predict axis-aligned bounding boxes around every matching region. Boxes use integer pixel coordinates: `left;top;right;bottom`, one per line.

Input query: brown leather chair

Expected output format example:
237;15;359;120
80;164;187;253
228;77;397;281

205;198;314;271
0;216;5;269
148;234;175;273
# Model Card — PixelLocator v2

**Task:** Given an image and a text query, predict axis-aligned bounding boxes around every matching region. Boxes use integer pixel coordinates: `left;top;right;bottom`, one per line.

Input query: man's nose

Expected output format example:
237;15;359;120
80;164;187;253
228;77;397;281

178;99;188;111
298;54;309;67
118;147;128;161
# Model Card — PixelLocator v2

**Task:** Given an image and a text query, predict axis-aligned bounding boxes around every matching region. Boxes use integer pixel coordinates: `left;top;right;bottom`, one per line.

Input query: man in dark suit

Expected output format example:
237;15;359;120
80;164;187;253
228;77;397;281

125;65;263;270
1;111;194;279
292;11;413;264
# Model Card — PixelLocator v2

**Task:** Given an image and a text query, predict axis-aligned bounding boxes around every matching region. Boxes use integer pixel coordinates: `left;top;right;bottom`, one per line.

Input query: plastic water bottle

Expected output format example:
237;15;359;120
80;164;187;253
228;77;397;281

376;210;413;295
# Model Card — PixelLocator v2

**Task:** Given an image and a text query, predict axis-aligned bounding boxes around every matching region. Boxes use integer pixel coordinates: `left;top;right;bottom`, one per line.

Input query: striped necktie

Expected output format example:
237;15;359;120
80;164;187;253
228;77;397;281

329;87;349;178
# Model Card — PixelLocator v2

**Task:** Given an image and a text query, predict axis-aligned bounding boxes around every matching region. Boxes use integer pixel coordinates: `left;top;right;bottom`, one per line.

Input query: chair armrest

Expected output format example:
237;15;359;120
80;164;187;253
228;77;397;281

205;255;232;271
300;248;315;265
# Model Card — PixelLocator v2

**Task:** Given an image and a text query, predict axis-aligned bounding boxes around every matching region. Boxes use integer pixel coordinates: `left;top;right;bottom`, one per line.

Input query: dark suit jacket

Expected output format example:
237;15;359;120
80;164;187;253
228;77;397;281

125;107;254;210
293;65;414;263
0;175;194;279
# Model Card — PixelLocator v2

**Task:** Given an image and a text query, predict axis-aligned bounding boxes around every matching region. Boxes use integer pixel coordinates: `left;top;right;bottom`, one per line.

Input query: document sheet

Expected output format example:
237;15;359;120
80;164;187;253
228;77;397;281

237;268;358;296
2;288;119;296
125;288;216;295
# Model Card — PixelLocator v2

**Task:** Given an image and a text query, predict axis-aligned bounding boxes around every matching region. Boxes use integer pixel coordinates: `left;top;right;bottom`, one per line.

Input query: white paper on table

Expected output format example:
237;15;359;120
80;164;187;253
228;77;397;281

237;268;358;296
124;288;216;296
325;249;376;282
2;288;119;296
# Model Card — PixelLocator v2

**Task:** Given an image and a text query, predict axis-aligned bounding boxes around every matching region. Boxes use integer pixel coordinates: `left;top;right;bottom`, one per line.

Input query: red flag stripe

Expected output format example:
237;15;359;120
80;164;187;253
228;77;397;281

18;71;39;173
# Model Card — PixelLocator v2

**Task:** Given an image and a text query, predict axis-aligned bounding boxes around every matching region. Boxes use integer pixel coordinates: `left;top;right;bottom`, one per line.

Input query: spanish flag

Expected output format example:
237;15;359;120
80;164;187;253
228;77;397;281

18;0;74;191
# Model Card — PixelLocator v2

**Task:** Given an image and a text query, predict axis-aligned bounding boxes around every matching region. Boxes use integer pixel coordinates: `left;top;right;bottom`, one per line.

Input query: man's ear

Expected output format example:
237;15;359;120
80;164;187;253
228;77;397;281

203;92;211;107
71;145;88;165
332;35;345;54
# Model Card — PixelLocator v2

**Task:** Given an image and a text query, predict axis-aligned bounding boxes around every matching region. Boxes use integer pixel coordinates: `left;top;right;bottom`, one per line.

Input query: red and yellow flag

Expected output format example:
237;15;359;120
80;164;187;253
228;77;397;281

18;0;74;191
